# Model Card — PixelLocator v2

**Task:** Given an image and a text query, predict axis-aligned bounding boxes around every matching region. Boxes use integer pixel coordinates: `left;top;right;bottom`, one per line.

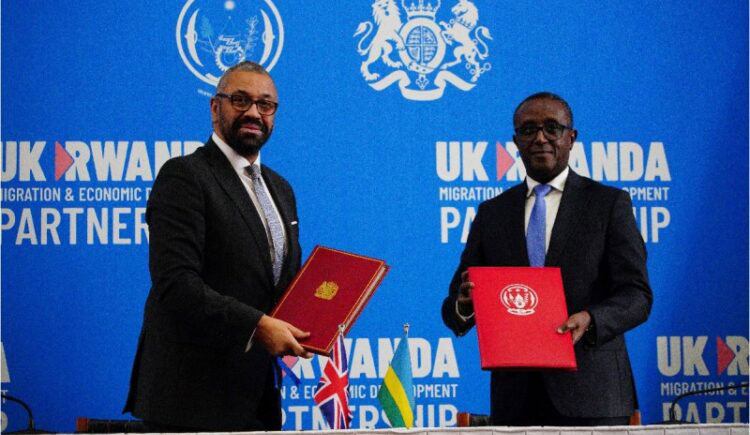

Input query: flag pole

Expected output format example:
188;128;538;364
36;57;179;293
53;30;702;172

313;322;351;430
376;322;415;429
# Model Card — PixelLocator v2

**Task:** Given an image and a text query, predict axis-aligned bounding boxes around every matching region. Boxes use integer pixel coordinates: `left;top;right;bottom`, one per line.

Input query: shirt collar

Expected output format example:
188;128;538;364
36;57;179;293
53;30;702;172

212;132;262;175
525;166;570;197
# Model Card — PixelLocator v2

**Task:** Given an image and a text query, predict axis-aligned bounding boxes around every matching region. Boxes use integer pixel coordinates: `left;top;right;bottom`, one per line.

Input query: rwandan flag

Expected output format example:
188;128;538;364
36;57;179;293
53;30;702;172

377;331;415;428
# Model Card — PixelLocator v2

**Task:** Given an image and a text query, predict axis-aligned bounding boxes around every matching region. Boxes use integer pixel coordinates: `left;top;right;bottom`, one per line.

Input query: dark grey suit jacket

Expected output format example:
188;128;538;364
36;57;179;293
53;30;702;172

442;170;652;420
124;139;301;430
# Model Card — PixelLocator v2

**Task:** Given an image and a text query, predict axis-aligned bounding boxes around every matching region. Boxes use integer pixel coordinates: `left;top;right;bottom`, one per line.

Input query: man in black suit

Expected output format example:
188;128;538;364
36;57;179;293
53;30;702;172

442;92;652;426
124;61;312;431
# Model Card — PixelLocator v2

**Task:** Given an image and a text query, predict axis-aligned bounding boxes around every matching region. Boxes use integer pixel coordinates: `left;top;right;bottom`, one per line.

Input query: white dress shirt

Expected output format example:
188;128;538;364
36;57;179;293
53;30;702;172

524;166;569;253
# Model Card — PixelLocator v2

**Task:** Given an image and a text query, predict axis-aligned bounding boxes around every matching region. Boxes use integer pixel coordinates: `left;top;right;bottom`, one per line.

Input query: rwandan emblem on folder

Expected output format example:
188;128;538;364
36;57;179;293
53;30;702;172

500;284;538;316
314;281;339;300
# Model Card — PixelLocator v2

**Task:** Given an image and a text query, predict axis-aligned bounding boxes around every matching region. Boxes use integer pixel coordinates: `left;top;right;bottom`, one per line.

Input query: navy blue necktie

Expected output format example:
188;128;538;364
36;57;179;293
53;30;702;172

527;184;552;267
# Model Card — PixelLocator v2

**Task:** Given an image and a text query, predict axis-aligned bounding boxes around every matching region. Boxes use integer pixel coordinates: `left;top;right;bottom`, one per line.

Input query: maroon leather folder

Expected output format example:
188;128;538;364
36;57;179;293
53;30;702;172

271;246;389;355
468;267;577;370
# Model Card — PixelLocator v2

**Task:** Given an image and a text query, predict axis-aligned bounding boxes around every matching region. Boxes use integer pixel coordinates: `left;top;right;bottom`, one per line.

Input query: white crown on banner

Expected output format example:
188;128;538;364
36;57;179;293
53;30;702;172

401;0;441;20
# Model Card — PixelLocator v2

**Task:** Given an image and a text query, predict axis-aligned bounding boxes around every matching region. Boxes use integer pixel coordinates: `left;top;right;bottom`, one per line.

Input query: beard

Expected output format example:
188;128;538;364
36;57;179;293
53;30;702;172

219;114;273;157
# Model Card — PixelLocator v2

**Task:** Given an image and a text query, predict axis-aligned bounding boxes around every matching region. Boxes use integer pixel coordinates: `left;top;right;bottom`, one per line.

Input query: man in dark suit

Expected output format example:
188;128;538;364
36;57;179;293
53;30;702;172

442;92;652;426
124;61;312;431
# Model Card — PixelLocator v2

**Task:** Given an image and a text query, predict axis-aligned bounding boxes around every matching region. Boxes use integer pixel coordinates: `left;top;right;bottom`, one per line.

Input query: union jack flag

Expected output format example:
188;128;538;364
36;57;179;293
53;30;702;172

313;333;352;429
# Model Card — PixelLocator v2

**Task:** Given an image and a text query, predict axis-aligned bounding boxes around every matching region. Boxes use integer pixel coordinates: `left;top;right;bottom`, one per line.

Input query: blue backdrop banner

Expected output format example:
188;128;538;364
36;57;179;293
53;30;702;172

2;1;748;432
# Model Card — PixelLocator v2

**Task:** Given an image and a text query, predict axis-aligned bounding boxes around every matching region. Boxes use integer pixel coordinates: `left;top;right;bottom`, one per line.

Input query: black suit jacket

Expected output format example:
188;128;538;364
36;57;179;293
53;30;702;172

442;170;652;420
124;139;301;430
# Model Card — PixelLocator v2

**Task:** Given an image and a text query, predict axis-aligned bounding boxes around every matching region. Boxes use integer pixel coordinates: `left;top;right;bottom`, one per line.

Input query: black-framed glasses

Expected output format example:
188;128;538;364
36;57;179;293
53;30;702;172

215;93;278;115
514;122;571;141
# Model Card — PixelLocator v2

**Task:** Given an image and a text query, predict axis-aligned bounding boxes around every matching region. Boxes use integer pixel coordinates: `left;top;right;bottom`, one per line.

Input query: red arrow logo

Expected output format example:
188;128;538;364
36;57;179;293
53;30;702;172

55;141;74;180
716;336;735;375
496;141;515;180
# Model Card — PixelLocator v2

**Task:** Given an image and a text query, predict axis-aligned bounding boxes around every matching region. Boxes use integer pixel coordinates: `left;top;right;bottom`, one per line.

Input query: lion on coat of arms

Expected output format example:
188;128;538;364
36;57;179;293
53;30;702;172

354;0;406;81
440;0;492;82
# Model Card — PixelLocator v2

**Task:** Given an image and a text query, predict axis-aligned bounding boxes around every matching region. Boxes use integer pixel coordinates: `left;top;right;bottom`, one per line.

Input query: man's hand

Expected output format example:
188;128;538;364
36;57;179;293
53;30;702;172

256;315;313;358
556;311;592;344
457;270;475;316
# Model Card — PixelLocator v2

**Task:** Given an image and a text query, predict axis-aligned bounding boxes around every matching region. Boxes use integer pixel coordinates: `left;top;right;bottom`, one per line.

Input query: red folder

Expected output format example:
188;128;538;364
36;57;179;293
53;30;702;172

271;246;389;355
468;267;577;370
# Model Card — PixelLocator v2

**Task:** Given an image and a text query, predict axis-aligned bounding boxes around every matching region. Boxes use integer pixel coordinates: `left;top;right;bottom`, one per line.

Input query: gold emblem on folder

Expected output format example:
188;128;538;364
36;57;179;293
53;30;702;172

314;281;339;300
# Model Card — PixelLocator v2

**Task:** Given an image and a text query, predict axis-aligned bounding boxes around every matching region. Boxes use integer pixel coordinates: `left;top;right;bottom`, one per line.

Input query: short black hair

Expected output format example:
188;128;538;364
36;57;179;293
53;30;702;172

513;92;574;127
215;61;271;93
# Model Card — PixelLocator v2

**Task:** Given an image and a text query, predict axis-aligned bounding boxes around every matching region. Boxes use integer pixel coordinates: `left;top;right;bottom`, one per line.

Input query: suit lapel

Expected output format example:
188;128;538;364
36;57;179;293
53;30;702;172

504;184;530;266
546;170;589;266
261;166;296;288
260;168;292;230
203;140;274;278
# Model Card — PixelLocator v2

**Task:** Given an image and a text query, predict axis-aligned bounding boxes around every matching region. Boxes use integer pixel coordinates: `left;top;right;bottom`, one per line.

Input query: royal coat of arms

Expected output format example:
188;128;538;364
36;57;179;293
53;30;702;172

354;0;492;101
315;281;340;300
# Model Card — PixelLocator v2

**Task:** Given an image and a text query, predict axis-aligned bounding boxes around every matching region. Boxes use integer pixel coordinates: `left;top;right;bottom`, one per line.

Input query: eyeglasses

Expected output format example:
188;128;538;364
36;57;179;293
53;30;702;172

514;122;571;141
215;93;278;115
